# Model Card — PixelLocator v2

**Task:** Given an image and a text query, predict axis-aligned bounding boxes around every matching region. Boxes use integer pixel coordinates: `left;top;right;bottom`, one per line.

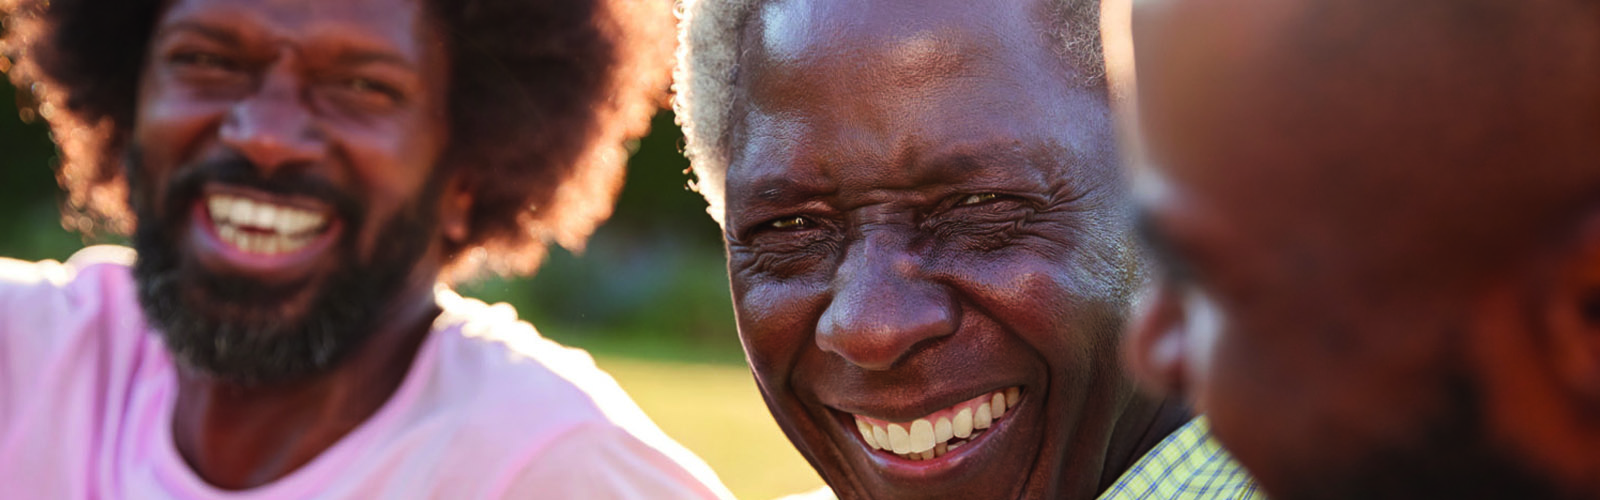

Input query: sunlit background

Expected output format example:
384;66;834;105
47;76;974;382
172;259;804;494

0;77;824;499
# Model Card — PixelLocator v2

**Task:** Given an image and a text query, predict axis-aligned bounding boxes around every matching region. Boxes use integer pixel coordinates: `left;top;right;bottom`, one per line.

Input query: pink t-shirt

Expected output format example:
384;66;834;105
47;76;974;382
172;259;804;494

0;247;734;499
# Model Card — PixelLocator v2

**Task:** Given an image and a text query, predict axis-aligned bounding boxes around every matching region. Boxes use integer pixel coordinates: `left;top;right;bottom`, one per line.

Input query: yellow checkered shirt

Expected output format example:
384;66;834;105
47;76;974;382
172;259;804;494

775;417;1263;500
1098;417;1266;500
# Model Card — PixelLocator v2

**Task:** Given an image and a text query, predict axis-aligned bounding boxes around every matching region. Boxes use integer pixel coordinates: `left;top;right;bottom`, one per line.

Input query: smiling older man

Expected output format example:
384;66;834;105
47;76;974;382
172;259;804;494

0;0;732;497
675;0;1261;498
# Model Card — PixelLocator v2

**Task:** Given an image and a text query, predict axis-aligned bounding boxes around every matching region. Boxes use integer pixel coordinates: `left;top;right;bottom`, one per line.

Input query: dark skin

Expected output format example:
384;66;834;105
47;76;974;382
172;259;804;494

723;0;1185;498
1123;0;1600;498
132;0;471;488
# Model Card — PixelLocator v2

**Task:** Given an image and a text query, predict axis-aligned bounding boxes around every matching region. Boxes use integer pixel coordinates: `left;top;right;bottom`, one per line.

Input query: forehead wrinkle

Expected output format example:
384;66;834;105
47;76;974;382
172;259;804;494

748;29;988;118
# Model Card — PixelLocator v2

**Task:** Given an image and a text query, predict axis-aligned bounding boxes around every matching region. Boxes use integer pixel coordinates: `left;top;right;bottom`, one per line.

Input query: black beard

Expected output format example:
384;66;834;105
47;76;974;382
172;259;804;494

129;152;441;386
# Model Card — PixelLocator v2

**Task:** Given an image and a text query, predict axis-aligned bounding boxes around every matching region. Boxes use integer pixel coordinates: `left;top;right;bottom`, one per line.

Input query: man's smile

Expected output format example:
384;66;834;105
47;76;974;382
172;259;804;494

190;184;344;279
849;387;1022;461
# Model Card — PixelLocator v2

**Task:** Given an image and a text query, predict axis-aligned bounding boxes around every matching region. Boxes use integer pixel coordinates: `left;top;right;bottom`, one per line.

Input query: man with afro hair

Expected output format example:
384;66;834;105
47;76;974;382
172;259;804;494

0;0;732;497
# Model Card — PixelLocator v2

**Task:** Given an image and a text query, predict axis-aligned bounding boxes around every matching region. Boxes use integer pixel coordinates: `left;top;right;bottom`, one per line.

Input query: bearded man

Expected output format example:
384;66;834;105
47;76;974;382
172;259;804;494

1124;0;1600;498
0;0;732;497
674;0;1261;498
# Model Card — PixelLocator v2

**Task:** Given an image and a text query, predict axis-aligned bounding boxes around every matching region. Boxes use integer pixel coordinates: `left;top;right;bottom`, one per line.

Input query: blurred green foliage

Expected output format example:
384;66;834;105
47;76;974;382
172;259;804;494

0;78;744;361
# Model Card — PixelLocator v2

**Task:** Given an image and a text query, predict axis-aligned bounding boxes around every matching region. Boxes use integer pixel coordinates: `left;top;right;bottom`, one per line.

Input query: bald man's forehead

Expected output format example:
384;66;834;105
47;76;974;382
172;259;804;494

1142;0;1593;174
1133;0;1600;286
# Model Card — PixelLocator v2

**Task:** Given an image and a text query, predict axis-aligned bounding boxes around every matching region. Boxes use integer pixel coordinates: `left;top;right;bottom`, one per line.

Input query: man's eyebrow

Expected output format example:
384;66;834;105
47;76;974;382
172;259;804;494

154;21;243;46
332;49;417;71
740;175;833;205
920;141;1058;186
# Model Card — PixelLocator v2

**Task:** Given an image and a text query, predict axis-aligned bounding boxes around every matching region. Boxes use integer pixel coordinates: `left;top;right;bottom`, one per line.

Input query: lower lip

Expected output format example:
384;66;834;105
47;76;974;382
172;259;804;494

187;200;343;280
846;396;1022;479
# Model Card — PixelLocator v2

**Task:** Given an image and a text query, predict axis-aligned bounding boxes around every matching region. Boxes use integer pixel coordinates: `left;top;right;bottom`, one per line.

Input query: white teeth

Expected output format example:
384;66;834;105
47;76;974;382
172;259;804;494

208;197;229;220
207;194;330;236
230;196;252;224
954;408;973;438
857;420;881;450
255;204;279;228
853;387;1020;460
909;419;935;453
207;193;332;256
887;423;911;454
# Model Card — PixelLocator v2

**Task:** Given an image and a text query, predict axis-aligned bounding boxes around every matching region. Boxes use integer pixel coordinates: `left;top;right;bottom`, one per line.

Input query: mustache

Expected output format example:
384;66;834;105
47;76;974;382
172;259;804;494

157;156;366;229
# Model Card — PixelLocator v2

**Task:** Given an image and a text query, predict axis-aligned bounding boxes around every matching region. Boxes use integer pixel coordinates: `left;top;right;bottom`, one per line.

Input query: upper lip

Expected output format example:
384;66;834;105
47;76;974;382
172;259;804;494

825;385;1019;422
201;183;335;215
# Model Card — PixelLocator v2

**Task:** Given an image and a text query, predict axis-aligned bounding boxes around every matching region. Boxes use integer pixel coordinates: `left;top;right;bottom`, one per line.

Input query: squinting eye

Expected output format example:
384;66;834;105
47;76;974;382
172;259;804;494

769;216;810;230
957;193;1000;206
346;78;388;95
172;52;232;69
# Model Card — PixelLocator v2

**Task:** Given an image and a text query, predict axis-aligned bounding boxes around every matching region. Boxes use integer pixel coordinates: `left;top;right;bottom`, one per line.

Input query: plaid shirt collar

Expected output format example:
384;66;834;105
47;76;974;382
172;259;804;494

1098;417;1267;500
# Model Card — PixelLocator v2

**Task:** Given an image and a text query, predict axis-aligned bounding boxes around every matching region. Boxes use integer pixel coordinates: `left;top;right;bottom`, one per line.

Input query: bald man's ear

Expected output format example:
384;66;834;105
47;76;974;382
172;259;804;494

1544;210;1600;403
439;174;474;245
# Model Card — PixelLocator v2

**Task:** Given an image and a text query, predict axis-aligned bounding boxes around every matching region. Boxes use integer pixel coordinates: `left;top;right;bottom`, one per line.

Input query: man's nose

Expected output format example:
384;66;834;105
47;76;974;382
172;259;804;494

219;59;324;173
817;232;958;371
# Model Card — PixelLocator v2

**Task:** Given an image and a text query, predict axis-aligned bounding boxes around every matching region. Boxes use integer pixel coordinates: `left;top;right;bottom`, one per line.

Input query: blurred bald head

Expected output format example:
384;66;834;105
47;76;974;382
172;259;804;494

1125;0;1600;498
1138;0;1600;286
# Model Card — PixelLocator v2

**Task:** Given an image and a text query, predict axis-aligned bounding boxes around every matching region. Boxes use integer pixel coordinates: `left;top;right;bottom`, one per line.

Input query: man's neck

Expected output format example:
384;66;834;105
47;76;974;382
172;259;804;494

1098;394;1192;491
169;286;441;490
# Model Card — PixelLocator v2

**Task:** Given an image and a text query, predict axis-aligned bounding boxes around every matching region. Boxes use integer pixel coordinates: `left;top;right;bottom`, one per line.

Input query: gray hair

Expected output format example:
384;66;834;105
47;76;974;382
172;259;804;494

672;0;1104;225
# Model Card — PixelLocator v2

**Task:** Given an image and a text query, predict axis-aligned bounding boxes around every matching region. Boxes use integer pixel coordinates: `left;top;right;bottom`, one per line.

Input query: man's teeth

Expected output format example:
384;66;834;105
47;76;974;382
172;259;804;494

206;194;331;255
853;387;1021;461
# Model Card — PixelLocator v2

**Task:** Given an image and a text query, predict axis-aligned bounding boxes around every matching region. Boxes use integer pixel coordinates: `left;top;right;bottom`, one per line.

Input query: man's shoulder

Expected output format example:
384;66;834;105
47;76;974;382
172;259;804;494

0;245;134;289
399;290;732;497
0;245;139;327
422;289;655;437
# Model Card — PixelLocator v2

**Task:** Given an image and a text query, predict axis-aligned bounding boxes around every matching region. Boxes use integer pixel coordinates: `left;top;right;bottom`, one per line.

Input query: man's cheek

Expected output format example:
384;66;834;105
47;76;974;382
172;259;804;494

736;280;828;367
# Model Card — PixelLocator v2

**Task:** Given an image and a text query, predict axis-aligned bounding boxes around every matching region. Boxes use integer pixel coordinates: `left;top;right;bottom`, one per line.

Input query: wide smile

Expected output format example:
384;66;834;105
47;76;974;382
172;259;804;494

189;185;344;279
839;386;1023;468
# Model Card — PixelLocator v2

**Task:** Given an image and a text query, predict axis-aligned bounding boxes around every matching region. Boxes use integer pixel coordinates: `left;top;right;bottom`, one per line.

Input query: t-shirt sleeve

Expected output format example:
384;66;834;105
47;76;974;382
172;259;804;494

497;422;734;500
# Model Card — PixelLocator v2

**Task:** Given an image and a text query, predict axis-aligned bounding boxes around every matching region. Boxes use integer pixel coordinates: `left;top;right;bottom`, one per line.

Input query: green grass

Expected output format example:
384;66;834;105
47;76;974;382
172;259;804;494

592;354;825;500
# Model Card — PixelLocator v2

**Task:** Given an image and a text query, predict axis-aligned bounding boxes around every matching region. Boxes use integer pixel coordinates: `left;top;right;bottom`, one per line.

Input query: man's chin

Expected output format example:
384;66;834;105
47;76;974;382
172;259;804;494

136;253;381;385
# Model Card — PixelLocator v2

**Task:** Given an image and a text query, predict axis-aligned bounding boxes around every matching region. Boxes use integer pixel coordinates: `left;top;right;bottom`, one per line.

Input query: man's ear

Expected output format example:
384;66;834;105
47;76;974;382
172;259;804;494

439;173;474;245
1125;277;1191;401
1544;209;1600;403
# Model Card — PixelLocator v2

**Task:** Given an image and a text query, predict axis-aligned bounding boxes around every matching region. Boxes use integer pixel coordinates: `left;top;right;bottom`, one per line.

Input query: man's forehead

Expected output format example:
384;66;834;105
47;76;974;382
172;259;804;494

745;0;1055;109
156;0;432;56
1134;0;1600;285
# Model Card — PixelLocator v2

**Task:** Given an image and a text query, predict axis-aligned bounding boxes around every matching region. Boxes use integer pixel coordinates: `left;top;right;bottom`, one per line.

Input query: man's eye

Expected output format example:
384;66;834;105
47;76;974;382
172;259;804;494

346;78;390;95
768;216;811;230
171;52;234;70
957;193;1001;206
327;77;403;110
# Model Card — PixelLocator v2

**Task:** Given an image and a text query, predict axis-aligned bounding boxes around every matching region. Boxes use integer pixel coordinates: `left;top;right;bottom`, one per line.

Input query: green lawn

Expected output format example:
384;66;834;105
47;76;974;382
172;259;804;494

593;355;825;500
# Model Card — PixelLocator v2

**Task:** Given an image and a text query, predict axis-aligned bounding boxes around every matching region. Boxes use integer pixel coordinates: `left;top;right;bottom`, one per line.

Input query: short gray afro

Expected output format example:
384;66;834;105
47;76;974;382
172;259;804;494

672;0;1104;225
